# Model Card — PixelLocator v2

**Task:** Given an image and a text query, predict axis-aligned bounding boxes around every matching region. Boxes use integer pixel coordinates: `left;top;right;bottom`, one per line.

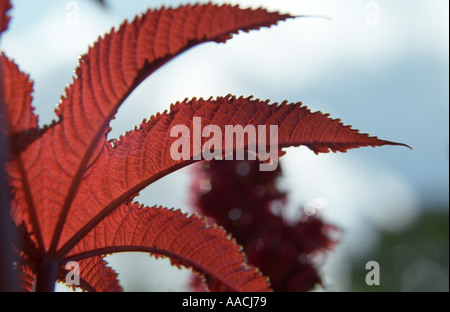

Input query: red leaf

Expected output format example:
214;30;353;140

65;203;271;292
58;95;407;254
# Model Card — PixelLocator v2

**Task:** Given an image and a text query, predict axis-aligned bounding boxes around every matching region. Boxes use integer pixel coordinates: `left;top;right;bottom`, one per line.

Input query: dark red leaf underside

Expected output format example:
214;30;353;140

65;203;271;292
58;95;407;255
15;264;35;292
3;4;292;251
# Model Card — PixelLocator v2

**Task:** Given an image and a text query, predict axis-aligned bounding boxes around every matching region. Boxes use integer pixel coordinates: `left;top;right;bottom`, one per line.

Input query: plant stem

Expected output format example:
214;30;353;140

0;164;18;292
35;258;59;292
0;61;19;292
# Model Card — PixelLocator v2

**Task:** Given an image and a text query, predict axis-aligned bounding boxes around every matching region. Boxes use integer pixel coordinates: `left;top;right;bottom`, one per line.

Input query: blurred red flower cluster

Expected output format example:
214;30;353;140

189;157;339;291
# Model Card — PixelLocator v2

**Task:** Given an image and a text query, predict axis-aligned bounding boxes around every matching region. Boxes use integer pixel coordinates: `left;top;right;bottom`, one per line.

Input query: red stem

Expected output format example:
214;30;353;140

35;258;59;292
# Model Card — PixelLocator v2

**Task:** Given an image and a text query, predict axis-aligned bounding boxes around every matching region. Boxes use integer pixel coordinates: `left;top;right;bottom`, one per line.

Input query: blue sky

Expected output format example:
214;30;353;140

1;0;448;291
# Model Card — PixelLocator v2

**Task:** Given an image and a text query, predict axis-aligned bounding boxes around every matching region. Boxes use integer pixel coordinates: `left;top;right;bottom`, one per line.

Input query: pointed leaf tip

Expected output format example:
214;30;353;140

292;14;333;22
379;139;412;150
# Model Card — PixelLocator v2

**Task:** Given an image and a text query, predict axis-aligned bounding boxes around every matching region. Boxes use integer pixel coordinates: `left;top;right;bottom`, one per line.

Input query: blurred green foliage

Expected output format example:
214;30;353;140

350;206;449;292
